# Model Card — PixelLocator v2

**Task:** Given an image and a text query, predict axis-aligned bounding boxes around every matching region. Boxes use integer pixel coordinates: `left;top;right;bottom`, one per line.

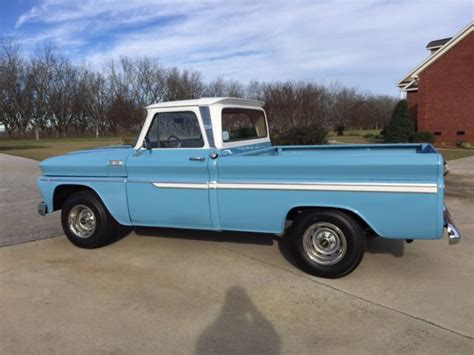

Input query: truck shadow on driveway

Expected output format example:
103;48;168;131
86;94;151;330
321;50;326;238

276;236;404;271
365;237;405;257
133;227;276;245
195;286;280;355
131;227;405;272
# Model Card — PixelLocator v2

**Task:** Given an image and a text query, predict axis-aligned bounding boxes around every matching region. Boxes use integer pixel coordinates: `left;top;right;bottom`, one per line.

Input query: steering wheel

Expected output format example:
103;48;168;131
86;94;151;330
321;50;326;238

166;135;182;148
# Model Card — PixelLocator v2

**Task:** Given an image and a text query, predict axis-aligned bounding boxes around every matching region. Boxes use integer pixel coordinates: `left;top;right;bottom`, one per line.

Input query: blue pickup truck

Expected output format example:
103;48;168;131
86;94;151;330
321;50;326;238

37;97;460;278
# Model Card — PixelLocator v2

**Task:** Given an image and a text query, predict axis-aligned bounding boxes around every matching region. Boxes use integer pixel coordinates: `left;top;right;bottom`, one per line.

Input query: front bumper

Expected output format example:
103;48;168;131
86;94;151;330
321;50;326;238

38;201;47;216
444;207;461;245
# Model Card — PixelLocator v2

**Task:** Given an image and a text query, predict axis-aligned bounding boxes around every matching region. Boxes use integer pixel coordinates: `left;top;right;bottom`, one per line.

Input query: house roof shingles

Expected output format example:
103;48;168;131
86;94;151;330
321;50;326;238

426;37;452;49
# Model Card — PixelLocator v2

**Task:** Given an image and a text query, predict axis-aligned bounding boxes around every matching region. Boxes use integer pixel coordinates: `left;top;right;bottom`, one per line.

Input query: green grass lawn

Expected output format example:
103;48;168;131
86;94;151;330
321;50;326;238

329;129;381;136
329;135;383;144
0;137;122;161
328;129;383;144
437;149;474;161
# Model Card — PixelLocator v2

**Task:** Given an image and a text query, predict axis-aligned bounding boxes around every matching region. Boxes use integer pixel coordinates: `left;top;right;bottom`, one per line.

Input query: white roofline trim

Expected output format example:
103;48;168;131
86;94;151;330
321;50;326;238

397;22;474;87
146;97;265;109
426;44;444;50
400;79;418;92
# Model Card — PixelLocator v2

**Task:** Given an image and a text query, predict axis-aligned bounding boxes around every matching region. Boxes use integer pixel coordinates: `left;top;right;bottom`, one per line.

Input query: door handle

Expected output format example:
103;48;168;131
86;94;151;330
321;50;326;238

189;156;205;161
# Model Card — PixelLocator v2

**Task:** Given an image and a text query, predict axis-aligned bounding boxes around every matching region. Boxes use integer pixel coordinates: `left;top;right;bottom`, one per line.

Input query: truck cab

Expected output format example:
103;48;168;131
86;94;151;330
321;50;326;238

126;98;270;229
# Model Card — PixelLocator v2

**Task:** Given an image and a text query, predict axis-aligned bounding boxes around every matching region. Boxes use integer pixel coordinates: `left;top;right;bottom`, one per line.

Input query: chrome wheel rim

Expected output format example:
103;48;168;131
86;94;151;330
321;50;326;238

302;222;347;266
68;205;96;238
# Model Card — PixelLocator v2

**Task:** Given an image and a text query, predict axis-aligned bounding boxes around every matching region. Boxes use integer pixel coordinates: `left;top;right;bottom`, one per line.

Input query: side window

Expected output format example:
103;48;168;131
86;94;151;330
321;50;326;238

222;108;267;142
146;111;204;148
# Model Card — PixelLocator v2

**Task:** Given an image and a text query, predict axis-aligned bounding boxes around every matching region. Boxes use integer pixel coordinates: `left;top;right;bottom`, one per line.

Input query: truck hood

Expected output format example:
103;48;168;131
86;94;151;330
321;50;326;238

39;145;133;177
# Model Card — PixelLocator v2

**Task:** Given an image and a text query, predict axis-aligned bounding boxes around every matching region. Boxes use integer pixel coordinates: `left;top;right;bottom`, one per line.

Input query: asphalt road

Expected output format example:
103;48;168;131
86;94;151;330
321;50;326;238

0;153;473;353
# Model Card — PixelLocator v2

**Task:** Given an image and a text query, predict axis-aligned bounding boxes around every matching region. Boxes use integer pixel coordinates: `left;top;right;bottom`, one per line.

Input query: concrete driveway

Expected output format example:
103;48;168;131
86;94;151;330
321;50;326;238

0;154;62;246
0;153;473;353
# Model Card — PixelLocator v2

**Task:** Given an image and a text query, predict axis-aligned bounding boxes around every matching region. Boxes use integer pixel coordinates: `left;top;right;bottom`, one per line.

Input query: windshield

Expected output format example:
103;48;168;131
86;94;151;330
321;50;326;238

221;108;267;143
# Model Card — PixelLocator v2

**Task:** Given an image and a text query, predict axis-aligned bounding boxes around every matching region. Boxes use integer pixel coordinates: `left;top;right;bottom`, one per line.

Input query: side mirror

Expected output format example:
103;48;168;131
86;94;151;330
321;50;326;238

142;137;152;150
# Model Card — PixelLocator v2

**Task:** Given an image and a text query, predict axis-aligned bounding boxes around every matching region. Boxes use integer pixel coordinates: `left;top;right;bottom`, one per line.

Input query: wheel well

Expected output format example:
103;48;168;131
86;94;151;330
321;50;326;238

53;185;96;211
285;206;376;236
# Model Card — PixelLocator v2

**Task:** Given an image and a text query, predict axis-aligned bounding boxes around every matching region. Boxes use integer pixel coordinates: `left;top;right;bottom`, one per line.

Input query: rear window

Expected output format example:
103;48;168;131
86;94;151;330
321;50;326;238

221;108;267;143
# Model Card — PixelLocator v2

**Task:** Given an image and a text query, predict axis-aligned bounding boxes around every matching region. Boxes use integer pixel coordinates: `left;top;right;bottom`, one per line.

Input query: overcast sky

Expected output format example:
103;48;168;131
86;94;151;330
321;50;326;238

1;0;473;96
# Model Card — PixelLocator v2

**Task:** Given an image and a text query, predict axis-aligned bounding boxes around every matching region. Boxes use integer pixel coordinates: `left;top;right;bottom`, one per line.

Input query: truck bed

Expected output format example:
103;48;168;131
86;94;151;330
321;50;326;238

235;143;438;157
216;143;444;239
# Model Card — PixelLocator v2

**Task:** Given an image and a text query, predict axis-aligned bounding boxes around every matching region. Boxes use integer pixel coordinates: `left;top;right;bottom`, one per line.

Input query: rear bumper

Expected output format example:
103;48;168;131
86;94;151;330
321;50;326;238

38;201;47;216
444;207;461;245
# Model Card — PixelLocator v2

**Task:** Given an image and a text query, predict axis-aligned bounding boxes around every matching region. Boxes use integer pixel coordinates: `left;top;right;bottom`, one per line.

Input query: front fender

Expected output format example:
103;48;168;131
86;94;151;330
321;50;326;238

37;177;131;226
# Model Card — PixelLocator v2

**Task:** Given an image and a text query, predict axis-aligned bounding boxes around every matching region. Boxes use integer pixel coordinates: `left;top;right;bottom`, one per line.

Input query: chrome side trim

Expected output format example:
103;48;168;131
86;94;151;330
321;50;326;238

40;176;437;194
39;177;126;183
215;182;437;194
127;179;155;184
444;207;461;244
152;182;208;189
152;181;437;193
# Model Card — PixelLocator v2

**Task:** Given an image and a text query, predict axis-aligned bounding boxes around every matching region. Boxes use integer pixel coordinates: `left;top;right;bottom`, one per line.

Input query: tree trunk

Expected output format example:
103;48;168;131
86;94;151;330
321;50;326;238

35;126;40;140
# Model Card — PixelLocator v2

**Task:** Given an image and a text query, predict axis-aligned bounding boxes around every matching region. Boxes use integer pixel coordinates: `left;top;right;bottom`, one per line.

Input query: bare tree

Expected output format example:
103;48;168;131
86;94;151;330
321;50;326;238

29;44;58;139
246;80;265;100
164;67;204;101
134;57;167;106
262;81;330;133
107;94;143;141
0;38;35;139
77;68;109;138
48;56;78;137
205;77;227;97
0;39;396;141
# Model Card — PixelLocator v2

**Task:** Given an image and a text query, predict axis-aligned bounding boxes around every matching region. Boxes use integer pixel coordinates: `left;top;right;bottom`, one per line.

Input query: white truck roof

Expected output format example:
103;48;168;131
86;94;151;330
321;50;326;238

146;97;265;109
139;97;270;150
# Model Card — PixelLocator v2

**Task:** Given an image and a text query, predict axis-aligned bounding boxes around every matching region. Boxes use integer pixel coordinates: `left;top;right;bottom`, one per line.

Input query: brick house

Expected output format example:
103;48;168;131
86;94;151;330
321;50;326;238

397;22;473;145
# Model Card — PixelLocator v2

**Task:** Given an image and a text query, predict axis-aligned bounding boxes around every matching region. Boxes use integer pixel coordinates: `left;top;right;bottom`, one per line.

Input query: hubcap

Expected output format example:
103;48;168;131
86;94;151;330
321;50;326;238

302;222;347;266
68;205;96;238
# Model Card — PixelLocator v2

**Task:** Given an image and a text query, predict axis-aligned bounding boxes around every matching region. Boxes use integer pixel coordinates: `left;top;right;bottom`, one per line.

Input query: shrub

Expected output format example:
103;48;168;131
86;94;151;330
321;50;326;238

411;131;435;144
384;100;414;143
457;141;473;149
335;125;345;136
364;133;375;139
272;124;328;145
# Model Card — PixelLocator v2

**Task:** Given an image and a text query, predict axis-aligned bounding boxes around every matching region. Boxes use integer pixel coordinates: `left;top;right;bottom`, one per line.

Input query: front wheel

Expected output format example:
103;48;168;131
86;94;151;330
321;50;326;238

289;210;365;278
61;190;118;249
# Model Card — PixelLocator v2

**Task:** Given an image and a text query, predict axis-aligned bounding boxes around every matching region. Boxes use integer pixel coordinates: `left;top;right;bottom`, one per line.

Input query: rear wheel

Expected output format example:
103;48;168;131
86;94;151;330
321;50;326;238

61;190;118;249
289;210;365;278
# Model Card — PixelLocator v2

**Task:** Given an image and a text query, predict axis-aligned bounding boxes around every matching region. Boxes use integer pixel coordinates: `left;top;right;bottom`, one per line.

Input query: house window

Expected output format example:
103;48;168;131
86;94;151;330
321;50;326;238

456;131;465;136
434;131;442;136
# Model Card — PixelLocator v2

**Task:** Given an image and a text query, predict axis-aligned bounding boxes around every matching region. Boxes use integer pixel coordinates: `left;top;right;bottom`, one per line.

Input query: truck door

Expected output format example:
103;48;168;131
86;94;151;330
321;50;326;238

126;109;213;228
